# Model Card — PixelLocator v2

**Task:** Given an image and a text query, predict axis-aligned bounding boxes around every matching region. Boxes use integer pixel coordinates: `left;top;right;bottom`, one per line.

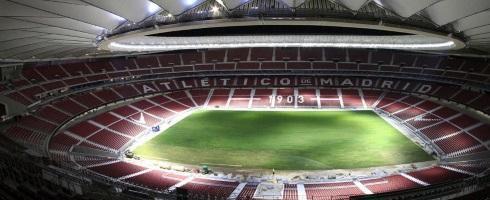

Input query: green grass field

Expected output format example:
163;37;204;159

133;110;433;170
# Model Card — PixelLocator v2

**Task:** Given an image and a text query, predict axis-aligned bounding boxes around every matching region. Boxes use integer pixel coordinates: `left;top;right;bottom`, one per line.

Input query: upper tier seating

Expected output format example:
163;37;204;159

2;48;488;114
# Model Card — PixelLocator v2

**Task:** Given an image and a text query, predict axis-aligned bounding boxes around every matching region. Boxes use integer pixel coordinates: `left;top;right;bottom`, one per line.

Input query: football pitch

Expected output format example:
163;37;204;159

133;110;433;170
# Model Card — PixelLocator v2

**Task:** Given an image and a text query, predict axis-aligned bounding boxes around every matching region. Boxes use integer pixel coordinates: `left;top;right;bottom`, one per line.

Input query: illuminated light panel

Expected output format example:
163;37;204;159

184;0;199;6
216;0;226;8
107;35;457;52
147;1;161;14
108;12;126;22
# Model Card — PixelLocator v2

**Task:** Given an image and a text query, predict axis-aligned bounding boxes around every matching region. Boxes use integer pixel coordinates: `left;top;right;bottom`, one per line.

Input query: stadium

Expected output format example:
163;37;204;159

0;0;489;199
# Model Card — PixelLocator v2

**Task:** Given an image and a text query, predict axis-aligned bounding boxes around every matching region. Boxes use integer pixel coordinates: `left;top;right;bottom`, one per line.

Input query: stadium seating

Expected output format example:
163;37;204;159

4;126;46;147
88;161;147;179
207;89;230;108
341;89;364;108
360;175;421;194
1;48;489;199
251;88;273;107
467;124;490;143
6;85;486;166
236;183;258;200
304;182;364;199
3;48;488;114
4;86;487;199
275;88;295;107
51;98;88;115
181;178;239;199
189;89;211;106
319;89;341;108
229;89;252;108
86;129;131;150
74;156;117;168
420;122;461;140
283;184;299;200
434;133;484;155
124;170;185;191
406;167;469;185
297;88;318;108
49;132;80;152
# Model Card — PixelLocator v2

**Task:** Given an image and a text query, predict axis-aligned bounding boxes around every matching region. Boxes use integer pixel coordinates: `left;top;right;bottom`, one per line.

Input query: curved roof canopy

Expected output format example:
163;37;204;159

0;0;489;61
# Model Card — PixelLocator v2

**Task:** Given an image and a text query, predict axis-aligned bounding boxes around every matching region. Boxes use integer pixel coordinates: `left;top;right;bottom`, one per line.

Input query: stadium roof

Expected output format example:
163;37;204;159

1;0;489;61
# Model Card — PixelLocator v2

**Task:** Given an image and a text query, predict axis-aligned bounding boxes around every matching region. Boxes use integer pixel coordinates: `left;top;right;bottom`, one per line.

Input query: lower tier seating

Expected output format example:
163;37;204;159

2;86;488;199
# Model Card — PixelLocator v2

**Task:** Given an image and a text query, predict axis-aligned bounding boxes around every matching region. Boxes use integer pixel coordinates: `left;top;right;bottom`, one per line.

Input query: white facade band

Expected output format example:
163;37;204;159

107;35;456;52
